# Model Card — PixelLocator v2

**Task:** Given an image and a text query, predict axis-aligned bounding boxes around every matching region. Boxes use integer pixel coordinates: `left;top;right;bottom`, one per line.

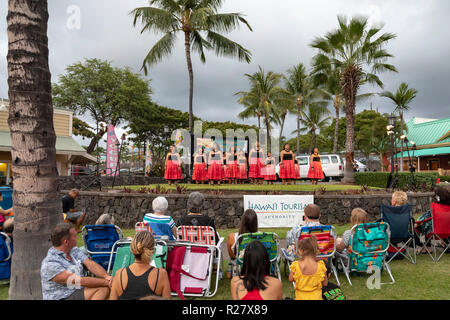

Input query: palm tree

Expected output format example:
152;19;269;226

131;0;253;135
7;0;60;299
236;66;287;152
297;104;331;154
284;64;309;154
380;82;418;172
236;89;262;131
310;15;397;183
275;98;296;150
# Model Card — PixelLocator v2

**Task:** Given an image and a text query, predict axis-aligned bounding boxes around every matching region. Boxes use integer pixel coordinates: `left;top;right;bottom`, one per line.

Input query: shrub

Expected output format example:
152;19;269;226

354;172;439;190
439;175;450;183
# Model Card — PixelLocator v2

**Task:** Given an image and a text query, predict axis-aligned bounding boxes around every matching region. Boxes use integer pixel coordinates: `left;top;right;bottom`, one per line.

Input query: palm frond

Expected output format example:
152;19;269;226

206;31;252;63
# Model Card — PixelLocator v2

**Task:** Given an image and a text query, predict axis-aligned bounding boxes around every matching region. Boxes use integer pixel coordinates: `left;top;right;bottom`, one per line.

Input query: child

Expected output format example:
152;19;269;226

289;236;327;300
336;208;368;252
322;260;345;300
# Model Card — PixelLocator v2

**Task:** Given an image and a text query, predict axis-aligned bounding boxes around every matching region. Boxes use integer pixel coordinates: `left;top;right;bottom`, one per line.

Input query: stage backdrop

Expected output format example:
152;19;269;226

244;195;314;228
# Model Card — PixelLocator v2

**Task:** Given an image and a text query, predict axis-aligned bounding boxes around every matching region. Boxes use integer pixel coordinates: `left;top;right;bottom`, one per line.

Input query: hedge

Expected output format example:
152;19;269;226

438;175;450;183
354;172;439;189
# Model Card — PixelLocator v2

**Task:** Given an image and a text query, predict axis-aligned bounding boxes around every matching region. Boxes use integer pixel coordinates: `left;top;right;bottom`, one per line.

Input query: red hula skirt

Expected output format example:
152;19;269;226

192;163;208;181
279;160;296;179
248;158;264;179
238;163;247;179
208;160;224;181
226;161;239;179
263;164;277;181
164;160;182;180
294;164;301;179
307;161;324;179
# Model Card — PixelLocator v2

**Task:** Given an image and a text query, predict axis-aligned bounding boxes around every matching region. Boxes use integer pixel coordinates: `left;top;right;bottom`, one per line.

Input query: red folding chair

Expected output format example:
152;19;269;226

177;225;217;246
416;203;450;262
135;221;154;234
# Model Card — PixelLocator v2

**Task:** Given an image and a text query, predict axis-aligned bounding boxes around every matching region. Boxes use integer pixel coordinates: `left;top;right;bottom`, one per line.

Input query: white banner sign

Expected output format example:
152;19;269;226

244;195;314;228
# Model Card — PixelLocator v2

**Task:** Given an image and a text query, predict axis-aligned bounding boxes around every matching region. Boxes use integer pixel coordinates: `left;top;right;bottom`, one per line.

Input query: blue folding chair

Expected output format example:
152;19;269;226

81;224;123;271
380;204;416;264
0;232;12;282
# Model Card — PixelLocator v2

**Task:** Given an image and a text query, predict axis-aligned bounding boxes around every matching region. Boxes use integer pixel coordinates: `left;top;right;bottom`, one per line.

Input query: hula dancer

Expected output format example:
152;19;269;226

237;150;247;184
293;159;301;184
192;148;208;184
248;142;265;185
263;151;277;185
207;143;224;185
307;148;324;184
164;145;182;185
225;146;239;184
279;143;296;185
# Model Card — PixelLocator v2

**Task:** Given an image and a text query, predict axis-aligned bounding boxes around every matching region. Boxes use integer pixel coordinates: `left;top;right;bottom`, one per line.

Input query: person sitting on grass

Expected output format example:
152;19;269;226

109;231;171;300
0;192;13;231
336;208;368;253
227;209;258;260
286;204;323;255
321;260;345;300
40;223;112;300
95;213;115;226
177;192;219;244
61;189;86;233
143;196;177;240
230;240;283;300
289;236;327;300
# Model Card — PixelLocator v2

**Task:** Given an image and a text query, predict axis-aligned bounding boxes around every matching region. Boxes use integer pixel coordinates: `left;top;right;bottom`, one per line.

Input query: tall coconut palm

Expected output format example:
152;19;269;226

7;0;60;299
284;64;309;154
296;103;331;154
236;89;262;131
310;15;397;183
131;0;253;135
236;66;287;152
380;82;418;172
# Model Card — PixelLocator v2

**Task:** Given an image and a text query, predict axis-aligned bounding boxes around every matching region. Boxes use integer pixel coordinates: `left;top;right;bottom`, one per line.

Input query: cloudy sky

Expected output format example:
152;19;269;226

0;0;449;147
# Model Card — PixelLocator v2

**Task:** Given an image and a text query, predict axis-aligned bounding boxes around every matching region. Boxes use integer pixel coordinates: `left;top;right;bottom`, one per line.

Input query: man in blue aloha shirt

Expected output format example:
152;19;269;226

40;223;112;300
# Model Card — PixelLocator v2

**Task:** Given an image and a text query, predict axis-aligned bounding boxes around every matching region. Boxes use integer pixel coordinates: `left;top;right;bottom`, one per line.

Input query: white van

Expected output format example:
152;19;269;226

276;154;344;181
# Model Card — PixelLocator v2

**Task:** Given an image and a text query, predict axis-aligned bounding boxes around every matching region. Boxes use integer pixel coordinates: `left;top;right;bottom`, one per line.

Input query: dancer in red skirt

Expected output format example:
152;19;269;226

263;151;277;185
164;145;182;184
293;158;301;185
307;148;324;184
248;142;265;185
279;143;296;185
192;147;208;184
225;146;239;184
237;149;247;184
207;143;224;185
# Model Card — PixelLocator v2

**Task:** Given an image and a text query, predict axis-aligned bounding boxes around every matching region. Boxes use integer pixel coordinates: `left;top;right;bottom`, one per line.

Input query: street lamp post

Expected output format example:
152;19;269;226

386;114;397;189
111;132;127;189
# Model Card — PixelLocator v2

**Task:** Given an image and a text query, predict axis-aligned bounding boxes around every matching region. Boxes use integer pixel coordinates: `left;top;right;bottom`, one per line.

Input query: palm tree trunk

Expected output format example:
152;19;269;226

400;111;404;172
7;0;60;299
333;96;340;154
184;31;194;135
279;112;286;150
296;95;302;155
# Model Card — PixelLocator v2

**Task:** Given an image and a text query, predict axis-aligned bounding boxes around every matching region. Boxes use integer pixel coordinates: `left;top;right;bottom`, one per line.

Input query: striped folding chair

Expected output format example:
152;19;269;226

176;225;217;246
135;221;154;234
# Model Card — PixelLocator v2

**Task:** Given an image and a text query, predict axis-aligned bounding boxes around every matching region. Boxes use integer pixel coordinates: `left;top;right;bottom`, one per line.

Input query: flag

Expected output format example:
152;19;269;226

106;124;119;176
145;143;152;175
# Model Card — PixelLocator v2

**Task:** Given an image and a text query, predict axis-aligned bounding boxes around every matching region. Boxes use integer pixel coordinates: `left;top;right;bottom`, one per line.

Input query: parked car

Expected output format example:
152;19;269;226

343;159;368;172
275;154;344;181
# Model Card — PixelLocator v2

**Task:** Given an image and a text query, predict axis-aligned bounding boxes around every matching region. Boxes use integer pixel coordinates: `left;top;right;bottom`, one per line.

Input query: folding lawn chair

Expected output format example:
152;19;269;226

0;232;12;283
415;203;450;262
166;241;221;299
81;224;123;271
335;222;395;286
135;221;153;233
380;204;416;264
234;231;281;281
107;238;169;276
141;219;176;240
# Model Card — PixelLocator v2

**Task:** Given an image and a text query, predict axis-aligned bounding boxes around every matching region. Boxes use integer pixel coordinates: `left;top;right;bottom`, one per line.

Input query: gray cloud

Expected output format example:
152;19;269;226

0;0;449;147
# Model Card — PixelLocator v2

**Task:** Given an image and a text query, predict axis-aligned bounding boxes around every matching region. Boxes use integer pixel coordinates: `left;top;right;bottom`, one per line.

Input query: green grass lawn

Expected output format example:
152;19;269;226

1;225;448;300
118;183;379;193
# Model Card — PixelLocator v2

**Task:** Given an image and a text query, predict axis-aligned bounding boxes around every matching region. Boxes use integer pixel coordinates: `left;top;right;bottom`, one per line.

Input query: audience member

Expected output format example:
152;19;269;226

144;196;176;240
230;241;283;300
227;209;258;259
62;189;86;232
109;231;171;300
336;208;368;252
321;260;345;300
0;192;13;231
40;223;111;300
286;204;322;254
95;213;115;226
289;236;327;300
177;192;219;244
391;191;408;207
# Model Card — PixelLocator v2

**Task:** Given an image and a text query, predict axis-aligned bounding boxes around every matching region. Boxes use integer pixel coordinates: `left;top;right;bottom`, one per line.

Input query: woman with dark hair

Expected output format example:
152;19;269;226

279;143;296;185
230;241;283;300
237;149;247;184
263;151;277;185
192;147;208;184
307;147;324;185
248;142;265;185
207;143;224;185
227;209;258;259
225;146;239;184
164;145;182;185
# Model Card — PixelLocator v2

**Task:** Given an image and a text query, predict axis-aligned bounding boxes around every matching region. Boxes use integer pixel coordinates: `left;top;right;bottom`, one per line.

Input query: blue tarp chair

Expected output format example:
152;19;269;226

81;224;123;271
0;232;12;282
380;204;416;264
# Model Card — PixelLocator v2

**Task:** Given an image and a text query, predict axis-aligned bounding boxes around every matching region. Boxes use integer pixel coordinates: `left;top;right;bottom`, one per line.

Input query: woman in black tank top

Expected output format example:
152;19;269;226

110;231;171;300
